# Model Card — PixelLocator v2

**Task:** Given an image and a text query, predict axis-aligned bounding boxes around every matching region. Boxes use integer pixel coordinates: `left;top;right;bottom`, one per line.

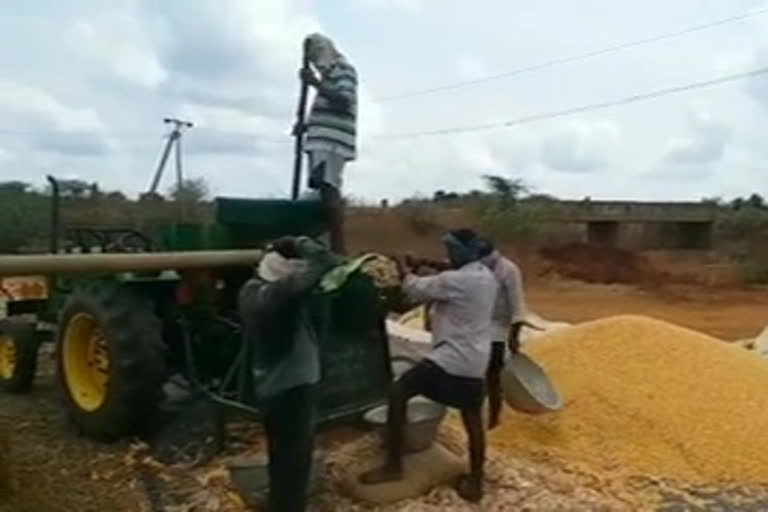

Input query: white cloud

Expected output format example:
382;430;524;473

67;13;167;88
0;81;104;133
539;120;620;173
358;0;423;12
665;110;730;161
455;54;490;81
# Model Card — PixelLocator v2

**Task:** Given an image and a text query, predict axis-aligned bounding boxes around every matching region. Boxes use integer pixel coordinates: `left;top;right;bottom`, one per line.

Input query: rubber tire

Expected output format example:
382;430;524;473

56;281;167;441
0;319;39;393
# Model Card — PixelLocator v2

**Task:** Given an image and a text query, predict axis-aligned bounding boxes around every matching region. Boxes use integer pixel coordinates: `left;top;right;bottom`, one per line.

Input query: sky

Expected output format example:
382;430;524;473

2;0;768;203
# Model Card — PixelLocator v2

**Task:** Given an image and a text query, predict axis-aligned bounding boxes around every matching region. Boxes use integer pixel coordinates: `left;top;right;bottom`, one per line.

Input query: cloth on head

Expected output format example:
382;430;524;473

442;229;483;268
477;238;495;259
258;251;308;282
305;33;343;70
447;228;479;246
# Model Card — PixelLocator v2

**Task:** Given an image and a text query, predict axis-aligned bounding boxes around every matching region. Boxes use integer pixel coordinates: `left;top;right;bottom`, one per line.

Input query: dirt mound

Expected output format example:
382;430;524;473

539;243;661;284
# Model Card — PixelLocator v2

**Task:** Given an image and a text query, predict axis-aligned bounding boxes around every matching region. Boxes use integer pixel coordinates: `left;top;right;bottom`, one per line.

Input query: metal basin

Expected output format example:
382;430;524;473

502;353;562;414
390;355;419;378
363;398;446;453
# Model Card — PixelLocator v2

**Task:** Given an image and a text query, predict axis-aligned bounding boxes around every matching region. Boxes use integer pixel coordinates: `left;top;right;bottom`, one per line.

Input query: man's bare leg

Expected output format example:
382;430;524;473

455;408;485;502
486;342;505;430
359;381;411;484
321;184;345;255
486;369;502;430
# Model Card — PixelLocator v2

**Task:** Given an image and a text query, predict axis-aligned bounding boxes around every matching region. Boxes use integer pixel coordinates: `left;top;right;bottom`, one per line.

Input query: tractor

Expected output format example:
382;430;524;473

0;175;393;441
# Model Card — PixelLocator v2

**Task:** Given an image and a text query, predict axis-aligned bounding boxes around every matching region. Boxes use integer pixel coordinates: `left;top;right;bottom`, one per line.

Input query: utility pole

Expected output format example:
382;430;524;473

147;117;194;196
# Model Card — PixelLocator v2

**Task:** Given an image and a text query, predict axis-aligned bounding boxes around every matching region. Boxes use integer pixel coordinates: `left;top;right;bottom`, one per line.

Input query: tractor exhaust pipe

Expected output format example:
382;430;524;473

0;249;264;277
46;175;60;255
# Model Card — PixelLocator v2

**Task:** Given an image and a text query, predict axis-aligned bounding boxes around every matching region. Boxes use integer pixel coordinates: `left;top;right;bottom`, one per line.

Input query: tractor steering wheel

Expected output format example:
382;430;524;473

112;231;155;253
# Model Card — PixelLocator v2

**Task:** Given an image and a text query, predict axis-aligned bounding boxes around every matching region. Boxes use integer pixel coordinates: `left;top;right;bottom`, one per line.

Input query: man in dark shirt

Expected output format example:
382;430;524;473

238;236;339;512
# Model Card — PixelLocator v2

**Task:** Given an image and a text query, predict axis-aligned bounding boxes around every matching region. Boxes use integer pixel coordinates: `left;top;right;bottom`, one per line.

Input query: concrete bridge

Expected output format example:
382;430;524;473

552;200;718;250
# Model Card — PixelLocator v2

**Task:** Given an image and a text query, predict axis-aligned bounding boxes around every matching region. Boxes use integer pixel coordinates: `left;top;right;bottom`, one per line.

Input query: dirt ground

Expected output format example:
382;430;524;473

0;366;151;512
3;216;768;510
527;279;768;341
349;210;768;341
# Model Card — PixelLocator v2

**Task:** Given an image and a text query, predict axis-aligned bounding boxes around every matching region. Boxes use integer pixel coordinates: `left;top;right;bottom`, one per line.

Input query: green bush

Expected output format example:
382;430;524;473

716;207;768;241
472;197;548;243
740;260;768;284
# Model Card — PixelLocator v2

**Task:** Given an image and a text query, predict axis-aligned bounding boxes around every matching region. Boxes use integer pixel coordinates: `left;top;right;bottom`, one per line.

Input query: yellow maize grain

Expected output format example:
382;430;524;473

360;255;401;288
492;314;768;485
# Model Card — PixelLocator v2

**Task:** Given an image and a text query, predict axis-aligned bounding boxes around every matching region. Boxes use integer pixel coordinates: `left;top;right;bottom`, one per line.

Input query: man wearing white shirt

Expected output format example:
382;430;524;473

360;229;497;503
479;239;528;430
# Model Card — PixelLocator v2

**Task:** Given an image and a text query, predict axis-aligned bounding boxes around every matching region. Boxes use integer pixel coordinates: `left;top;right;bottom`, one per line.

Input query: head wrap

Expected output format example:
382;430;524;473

442;229;483;268
477;237;500;268
257;251;308;282
477;238;495;258
305;33;344;71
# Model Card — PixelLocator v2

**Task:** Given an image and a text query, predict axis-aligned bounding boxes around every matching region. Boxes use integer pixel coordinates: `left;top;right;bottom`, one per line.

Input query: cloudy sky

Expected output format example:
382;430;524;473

2;0;768;202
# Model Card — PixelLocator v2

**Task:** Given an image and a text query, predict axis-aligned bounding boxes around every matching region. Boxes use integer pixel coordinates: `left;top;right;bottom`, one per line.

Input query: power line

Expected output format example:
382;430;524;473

374;65;768;139
3;67;767;147
0;127;290;144
372;5;768;102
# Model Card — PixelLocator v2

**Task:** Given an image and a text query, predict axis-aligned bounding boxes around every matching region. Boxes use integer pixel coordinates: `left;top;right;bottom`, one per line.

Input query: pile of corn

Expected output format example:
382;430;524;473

493;315;768;485
359;255;401;288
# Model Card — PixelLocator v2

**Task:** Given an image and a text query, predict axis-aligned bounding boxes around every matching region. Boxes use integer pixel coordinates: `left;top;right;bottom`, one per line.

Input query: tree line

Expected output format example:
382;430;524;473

0;178;212;253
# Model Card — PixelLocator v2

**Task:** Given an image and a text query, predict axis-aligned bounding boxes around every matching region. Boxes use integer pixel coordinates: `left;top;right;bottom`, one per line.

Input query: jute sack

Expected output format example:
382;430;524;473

342;442;464;505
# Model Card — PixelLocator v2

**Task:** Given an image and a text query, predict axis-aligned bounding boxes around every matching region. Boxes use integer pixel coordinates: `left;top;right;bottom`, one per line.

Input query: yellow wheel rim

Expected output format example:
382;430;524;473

62;313;110;412
0;335;17;380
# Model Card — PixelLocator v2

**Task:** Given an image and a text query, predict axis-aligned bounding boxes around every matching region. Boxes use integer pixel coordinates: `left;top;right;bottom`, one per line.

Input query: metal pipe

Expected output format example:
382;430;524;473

46;175;60;255
0;249;264;276
291;38;311;200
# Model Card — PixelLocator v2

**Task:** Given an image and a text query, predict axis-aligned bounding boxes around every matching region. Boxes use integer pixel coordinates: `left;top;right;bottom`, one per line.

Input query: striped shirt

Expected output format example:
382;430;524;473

305;59;357;160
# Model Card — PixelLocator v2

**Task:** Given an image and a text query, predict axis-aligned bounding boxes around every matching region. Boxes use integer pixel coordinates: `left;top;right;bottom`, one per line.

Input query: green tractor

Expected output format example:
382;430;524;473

0;175;393;441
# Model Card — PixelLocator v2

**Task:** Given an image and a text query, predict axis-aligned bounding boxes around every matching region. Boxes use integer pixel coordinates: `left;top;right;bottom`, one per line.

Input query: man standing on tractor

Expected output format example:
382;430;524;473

360;229;498;503
297;33;357;255
238;236;339;512
478;239;529;430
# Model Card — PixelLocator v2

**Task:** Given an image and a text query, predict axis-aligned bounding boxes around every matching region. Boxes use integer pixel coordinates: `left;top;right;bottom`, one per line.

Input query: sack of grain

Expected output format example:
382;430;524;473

386;319;430;345
341;442;464;505
359;255;401;289
397;306;428;330
396;308;573;347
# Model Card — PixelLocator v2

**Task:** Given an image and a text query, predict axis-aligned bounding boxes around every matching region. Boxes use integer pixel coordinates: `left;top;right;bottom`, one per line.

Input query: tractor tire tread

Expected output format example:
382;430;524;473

57;280;167;441
0;318;39;393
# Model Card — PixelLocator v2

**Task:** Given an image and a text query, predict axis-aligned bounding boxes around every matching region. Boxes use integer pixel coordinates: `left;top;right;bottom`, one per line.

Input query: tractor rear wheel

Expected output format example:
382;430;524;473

56;281;166;441
0;319;39;393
